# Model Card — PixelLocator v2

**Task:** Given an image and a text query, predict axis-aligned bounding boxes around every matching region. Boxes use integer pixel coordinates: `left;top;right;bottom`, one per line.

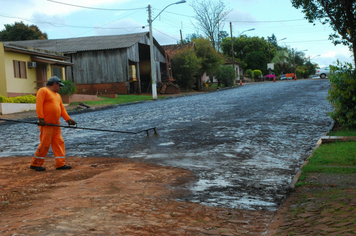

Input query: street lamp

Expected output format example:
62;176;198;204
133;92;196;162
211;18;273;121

148;0;186;99
309;54;321;62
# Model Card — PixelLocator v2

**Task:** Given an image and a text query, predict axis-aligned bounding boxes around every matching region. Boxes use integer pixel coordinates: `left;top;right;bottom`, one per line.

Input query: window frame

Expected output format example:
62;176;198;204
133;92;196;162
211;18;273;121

13;60;27;79
51;65;64;80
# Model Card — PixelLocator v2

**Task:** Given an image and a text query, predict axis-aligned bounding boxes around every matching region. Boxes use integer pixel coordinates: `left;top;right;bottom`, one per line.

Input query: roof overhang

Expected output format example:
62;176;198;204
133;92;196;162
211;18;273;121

4;44;70;60
31;56;73;66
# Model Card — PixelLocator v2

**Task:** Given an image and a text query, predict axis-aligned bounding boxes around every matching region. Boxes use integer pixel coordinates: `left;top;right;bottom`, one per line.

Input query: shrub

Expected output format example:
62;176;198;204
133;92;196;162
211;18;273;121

58;80;77;96
252;70;262;78
245;69;254;79
215;65;235;87
265;74;276;80
0;94;36;103
327;61;356;127
172;48;201;91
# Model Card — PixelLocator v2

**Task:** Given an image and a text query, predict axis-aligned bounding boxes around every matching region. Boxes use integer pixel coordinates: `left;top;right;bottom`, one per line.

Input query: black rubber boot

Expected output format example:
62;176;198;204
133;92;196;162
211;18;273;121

56;165;72;170
30;165;46;171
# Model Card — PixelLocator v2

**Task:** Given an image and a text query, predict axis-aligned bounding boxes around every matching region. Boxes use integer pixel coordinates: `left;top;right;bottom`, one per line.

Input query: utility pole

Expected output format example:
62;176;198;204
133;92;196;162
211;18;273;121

148;5;157;99
180;29;183;44
230;22;236;83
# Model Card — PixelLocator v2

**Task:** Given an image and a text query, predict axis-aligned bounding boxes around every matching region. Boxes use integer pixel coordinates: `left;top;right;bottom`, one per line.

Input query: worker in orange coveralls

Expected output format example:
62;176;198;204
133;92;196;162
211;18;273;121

30;76;76;171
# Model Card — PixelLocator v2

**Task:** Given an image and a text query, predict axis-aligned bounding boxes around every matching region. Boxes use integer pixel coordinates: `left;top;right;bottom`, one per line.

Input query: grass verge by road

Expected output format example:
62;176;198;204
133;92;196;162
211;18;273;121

274;127;356;235
69;95;166;106
297;128;356;187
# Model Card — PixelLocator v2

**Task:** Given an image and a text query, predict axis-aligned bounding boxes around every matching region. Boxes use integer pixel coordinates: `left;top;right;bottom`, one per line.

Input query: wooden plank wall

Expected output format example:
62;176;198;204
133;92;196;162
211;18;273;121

67;48;128;84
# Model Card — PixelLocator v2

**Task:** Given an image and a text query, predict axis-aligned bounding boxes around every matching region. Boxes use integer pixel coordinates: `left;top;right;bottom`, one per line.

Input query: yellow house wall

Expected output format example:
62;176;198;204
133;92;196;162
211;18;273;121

0;43;7;97
4;51;38;96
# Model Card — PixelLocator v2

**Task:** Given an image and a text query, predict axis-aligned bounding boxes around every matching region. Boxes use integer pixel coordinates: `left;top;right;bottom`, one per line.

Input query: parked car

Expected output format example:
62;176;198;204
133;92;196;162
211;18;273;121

280;74;293;80
315;67;330;79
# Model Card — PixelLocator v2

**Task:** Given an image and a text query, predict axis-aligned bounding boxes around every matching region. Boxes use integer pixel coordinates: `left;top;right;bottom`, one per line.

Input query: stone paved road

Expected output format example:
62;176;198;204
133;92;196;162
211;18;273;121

0;79;333;211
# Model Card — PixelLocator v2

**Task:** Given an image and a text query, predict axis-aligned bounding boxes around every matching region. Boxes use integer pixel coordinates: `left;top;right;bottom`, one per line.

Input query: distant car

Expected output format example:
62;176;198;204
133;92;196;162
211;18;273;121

315;67;330;79
280;74;293;80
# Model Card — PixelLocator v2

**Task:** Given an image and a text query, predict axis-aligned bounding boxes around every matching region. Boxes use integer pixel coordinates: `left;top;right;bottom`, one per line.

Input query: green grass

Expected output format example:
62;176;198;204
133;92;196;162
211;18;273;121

69;95;166;106
328;128;356;136
308;142;356;166
297;141;356;186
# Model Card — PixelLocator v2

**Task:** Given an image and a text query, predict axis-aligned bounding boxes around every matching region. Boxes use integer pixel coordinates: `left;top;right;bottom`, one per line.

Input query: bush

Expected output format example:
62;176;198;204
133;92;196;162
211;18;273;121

245;69;254;79
0;94;36;103
58;80;77;96
327;61;356;127
215;65;235;87
252;70;262;78
172;48;201;91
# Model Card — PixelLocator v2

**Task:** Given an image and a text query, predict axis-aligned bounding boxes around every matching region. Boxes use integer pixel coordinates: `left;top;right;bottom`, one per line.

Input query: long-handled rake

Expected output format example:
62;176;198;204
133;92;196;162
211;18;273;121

0;118;158;137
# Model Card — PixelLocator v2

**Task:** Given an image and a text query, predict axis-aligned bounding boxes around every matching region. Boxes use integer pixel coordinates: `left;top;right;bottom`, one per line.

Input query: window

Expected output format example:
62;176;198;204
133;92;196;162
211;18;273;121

13;60;27;79
52;66;63;79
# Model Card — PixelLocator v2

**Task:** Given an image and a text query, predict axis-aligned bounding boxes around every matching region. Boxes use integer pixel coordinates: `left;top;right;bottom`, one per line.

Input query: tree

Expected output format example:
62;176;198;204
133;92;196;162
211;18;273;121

217;30;229;52
191;0;231;50
171;48;201;91
180;33;201;44
245;51;268;74
291;0;356;65
268;34;278;47
327;61;356;127
0;21;48;41
193;37;223;90
215;65;235;87
221;35;271;74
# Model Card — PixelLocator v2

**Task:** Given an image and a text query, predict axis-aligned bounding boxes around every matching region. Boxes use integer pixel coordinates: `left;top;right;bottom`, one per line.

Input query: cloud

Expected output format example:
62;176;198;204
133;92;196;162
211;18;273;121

315;47;354;67
93;18;145;36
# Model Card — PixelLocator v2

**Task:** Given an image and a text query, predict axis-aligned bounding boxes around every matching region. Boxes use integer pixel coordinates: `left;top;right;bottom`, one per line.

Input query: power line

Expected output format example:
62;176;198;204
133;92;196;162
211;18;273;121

152;8;193;18
47;0;146;11
229;19;305;23
153;27;180;41
0;13;144;30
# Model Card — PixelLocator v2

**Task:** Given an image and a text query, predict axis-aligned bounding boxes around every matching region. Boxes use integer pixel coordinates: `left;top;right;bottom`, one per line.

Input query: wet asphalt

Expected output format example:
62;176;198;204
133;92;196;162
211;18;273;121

0;79;333;211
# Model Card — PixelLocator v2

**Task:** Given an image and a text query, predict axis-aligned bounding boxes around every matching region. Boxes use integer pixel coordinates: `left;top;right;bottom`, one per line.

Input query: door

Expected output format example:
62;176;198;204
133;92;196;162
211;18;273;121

36;63;47;89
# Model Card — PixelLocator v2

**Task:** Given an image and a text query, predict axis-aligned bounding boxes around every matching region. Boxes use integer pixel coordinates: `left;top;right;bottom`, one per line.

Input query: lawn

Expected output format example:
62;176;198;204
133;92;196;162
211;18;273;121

328;128;356;136
69;95;166;106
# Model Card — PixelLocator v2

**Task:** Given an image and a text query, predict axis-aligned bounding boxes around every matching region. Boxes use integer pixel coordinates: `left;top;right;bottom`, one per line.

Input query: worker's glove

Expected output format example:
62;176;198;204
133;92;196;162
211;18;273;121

67;119;76;126
38;118;46;126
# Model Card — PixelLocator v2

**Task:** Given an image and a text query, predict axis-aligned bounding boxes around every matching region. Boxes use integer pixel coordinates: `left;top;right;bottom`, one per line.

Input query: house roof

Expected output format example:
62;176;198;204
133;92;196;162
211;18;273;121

2;32;153;53
162;42;195;52
222;55;242;65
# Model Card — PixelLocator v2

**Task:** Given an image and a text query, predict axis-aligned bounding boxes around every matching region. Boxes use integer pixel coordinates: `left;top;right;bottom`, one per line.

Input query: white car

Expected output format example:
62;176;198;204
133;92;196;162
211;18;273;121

315;67;330;79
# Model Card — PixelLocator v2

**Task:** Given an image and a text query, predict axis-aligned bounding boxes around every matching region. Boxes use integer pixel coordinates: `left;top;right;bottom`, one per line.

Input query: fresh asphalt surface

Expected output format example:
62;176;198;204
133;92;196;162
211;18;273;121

0;79;333;211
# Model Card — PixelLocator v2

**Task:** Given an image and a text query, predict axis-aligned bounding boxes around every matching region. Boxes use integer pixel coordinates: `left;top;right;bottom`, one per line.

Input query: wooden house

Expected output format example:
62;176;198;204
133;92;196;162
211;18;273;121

3;32;167;95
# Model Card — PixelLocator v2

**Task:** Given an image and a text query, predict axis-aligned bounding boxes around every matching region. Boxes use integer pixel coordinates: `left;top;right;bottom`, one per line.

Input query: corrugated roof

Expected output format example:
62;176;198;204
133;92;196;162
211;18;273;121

3;32;149;53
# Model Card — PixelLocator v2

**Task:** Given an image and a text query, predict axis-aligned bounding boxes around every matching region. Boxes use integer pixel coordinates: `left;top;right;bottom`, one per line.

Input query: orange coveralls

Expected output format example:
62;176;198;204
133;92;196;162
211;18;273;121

31;87;71;168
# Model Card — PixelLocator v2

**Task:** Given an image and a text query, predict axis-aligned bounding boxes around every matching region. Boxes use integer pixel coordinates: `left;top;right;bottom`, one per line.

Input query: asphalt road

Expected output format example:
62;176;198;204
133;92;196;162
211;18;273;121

0;79;333;211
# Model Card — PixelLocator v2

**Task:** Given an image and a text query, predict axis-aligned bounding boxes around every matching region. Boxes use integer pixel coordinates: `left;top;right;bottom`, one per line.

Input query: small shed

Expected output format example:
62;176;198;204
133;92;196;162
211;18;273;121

4;32;167;95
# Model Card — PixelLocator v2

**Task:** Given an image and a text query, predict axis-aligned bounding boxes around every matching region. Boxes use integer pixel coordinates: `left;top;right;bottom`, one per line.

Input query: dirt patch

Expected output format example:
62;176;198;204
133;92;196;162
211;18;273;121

0;156;275;235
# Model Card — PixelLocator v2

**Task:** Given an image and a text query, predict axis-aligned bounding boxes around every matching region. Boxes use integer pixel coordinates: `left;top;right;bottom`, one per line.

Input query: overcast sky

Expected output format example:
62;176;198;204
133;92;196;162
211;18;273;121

0;0;354;68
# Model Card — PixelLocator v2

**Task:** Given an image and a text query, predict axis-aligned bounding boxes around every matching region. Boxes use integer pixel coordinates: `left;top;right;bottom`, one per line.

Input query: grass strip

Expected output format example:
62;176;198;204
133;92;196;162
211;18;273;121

328;128;356;136
297;141;356;185
69;95;166;106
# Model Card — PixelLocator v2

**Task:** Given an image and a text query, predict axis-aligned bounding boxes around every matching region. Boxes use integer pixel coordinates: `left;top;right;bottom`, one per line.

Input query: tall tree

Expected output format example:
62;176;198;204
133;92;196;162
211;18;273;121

221;35;271;73
193;37;223;90
0;21;48;41
191;0;231;50
291;0;356;65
